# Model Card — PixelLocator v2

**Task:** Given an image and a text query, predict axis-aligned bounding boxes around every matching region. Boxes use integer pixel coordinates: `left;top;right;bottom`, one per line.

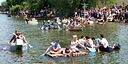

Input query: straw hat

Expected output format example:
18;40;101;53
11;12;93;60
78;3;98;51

73;35;77;38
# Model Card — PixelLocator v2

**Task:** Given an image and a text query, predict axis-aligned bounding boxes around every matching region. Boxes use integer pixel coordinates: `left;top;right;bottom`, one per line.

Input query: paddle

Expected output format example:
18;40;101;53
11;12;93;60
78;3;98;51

42;46;51;56
27;44;33;48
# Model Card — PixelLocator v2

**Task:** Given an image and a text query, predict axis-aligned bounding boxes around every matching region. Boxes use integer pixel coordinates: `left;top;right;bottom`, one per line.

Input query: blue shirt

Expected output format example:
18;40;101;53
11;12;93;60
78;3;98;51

95;38;101;46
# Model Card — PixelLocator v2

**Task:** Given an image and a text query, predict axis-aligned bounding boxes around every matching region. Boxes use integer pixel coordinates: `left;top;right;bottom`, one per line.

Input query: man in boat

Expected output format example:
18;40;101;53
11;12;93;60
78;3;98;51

44;40;62;54
9;30;28;44
9;30;29;51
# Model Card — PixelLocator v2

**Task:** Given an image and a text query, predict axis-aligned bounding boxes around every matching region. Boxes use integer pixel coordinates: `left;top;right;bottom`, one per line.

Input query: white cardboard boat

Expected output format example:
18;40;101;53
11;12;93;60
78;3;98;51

27;18;38;25
10;39;28;51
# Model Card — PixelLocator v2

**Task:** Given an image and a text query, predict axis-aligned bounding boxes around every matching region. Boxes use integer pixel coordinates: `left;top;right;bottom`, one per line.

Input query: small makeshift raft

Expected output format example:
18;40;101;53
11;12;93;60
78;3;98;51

45;51;87;57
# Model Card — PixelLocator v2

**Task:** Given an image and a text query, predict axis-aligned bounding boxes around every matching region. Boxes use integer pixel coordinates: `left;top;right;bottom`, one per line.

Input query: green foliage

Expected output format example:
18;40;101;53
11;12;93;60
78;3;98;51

48;0;80;17
24;0;45;12
85;0;96;7
2;0;125;16
10;5;23;12
7;0;25;6
1;1;8;8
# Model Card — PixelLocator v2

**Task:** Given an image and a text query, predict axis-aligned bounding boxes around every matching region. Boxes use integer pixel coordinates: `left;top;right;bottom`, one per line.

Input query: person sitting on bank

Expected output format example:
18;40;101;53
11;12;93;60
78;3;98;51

99;34;110;52
9;30;28;44
44;40;62;54
70;35;80;52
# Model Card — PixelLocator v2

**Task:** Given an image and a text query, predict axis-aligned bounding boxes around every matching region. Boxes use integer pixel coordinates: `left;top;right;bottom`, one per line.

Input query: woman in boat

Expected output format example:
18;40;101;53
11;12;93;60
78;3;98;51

70;35;80;52
9;30;28;44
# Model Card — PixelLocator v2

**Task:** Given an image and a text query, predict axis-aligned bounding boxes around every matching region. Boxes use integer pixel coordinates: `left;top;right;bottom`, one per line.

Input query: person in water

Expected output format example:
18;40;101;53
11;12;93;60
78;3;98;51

44;40;62;54
25;18;29;24
99;34;110;52
9;30;28;44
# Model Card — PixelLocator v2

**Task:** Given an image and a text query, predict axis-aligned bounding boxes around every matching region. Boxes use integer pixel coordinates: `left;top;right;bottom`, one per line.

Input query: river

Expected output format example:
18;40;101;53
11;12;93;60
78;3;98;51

0;14;128;64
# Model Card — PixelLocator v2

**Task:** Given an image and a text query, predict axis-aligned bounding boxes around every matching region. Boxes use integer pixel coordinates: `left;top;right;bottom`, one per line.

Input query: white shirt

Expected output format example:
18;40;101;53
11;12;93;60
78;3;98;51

87;39;94;48
79;38;86;46
88;39;94;48
100;38;109;48
51;42;61;49
70;40;79;48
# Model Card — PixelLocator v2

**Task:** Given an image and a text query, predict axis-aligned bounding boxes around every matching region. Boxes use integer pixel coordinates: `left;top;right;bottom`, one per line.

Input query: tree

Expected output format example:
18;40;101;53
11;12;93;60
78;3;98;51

1;1;8;8
10;4;23;12
48;0;80;17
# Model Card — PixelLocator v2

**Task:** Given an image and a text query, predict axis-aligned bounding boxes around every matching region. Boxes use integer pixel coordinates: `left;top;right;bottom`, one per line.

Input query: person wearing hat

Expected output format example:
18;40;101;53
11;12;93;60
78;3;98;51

70;35;80;52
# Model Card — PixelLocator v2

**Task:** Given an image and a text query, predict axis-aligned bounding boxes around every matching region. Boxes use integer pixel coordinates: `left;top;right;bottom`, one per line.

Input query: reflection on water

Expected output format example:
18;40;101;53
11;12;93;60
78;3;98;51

0;14;128;64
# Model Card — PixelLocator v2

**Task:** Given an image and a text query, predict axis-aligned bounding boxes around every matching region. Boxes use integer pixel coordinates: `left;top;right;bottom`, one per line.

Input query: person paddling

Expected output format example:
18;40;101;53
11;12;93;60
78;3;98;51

44;40;62;54
9;30;28;44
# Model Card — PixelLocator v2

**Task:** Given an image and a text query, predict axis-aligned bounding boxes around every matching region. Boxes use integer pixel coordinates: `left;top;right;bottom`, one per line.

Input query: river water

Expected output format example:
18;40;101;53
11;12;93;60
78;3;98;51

0;14;128;64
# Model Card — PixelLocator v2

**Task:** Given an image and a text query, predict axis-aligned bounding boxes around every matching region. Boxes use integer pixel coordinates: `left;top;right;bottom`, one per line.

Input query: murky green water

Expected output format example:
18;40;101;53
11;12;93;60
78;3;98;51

0;14;128;64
